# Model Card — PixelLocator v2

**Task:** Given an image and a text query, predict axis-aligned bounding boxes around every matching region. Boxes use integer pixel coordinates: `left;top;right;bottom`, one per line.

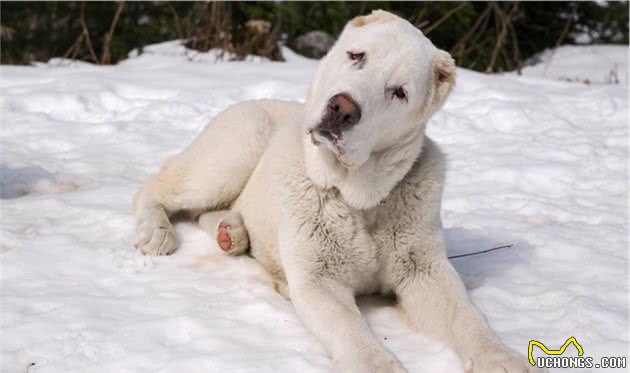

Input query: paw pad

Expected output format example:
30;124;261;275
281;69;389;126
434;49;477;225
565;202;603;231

216;223;233;251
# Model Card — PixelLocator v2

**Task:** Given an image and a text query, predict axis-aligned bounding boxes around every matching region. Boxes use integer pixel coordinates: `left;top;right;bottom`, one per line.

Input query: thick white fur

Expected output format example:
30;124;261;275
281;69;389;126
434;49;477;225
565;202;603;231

133;10;543;373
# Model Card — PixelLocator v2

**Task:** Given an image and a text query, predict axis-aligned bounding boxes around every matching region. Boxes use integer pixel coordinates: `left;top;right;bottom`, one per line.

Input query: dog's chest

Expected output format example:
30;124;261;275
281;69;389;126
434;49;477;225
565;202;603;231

361;206;381;233
360;196;401;233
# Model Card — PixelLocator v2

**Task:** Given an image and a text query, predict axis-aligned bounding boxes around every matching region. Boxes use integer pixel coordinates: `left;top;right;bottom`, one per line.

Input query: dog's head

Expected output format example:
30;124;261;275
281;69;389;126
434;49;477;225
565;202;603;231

304;10;456;169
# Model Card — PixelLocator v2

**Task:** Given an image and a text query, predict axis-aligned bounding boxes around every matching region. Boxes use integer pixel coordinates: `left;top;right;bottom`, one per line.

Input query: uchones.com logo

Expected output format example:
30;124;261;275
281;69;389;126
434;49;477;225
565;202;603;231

528;337;626;369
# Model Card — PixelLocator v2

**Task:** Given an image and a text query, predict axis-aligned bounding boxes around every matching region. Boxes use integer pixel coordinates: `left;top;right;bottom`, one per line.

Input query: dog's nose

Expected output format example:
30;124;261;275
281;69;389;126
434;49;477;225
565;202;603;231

316;93;361;140
327;93;361;127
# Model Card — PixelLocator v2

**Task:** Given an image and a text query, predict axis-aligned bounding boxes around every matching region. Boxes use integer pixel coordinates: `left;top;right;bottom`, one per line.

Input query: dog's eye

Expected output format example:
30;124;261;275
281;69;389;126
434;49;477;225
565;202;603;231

347;51;365;62
392;87;407;101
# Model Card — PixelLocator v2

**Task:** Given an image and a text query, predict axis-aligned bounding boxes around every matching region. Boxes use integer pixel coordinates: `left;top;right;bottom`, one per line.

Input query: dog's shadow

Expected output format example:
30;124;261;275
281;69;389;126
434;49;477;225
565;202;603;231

357;227;533;312
444;226;533;291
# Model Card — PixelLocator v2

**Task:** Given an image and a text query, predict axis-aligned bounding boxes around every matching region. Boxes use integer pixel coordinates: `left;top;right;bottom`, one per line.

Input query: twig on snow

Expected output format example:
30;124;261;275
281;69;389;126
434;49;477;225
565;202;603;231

448;244;514;259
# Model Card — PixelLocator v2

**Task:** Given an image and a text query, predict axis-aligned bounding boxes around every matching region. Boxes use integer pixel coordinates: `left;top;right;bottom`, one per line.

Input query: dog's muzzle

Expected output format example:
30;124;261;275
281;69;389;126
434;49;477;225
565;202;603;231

312;93;361;143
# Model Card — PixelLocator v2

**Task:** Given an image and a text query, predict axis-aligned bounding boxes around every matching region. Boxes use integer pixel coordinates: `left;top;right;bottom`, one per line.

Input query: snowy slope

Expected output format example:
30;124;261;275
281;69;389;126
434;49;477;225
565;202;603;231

1;43;627;373
520;45;627;85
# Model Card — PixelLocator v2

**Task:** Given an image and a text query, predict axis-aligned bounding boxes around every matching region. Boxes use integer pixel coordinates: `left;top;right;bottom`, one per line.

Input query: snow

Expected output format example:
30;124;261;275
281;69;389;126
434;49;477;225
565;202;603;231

521;45;628;85
1;42;627;373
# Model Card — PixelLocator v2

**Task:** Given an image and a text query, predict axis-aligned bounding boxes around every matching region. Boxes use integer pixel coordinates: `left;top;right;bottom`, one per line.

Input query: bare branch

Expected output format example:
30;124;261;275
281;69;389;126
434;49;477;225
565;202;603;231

463;3;493;62
63;33;84;59
508;20;522;73
79;2;99;64
410;5;429;28
486;2;519;72
166;2;183;40
423;2;468;35
101;1;125;64
451;3;492;56
543;5;577;76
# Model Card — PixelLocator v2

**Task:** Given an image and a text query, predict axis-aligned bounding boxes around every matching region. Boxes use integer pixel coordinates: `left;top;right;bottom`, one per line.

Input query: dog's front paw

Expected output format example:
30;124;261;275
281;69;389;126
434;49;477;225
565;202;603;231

135;222;179;256
466;346;547;373
333;348;407;373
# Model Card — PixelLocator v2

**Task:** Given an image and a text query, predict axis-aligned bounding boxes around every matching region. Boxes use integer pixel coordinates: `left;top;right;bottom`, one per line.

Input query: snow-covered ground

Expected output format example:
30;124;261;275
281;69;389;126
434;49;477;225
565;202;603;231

521;45;627;85
1;43;627;372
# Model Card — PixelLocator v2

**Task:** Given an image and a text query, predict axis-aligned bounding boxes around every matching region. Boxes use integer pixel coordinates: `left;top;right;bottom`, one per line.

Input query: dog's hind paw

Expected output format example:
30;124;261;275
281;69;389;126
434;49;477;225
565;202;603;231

215;212;249;256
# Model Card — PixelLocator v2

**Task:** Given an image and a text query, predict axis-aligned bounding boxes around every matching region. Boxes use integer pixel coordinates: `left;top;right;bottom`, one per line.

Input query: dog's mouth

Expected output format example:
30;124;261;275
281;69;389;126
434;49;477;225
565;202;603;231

308;128;359;169
309;127;344;151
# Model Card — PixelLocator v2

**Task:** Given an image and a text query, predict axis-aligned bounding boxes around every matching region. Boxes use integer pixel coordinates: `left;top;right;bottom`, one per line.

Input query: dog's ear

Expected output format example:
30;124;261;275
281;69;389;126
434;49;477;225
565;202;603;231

431;49;457;108
350;10;398;28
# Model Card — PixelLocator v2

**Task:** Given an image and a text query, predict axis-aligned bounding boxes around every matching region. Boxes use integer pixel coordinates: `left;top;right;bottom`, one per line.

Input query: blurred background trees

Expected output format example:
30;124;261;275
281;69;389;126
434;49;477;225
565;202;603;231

1;1;628;72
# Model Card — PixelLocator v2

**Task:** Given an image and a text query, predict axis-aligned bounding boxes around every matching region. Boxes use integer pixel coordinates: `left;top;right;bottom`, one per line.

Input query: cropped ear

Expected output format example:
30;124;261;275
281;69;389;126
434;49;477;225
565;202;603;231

349;9;398;28
431;49;457;108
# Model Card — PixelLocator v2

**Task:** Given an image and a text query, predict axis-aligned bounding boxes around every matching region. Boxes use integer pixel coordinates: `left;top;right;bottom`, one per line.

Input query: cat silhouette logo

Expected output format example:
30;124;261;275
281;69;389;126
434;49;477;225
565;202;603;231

528;337;584;366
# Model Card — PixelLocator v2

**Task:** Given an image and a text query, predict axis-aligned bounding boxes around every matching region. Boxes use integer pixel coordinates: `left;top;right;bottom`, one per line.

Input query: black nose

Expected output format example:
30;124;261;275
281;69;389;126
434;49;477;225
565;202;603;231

316;93;361;141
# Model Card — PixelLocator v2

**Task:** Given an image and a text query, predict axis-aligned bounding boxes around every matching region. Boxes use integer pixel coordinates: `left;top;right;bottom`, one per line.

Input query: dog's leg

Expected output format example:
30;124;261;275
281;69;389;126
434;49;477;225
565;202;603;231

395;250;543;373
198;210;249;255
375;140;540;372
289;277;407;373
133;100;280;256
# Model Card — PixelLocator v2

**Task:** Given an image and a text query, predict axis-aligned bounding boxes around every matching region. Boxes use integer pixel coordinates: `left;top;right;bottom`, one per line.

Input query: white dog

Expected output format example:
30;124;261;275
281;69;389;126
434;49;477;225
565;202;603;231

133;10;542;373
